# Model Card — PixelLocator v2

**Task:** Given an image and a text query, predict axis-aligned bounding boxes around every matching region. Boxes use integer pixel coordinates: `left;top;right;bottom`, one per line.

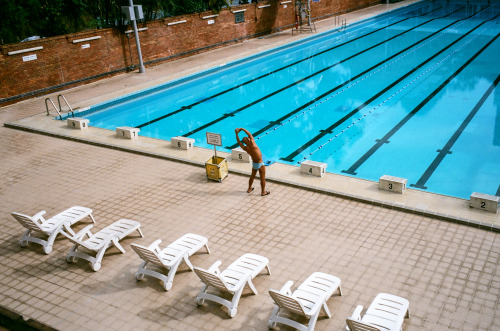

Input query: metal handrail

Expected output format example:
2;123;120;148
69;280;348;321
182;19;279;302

45;98;61;118
338;19;347;32
57;94;74;117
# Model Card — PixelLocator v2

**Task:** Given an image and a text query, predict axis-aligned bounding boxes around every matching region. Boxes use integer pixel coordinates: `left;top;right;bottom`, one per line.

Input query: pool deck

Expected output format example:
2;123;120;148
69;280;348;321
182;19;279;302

5;0;500;231
1;1;500;330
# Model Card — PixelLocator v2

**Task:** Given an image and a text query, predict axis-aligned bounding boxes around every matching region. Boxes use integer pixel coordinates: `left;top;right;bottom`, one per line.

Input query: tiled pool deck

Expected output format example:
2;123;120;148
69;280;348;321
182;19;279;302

1;1;499;330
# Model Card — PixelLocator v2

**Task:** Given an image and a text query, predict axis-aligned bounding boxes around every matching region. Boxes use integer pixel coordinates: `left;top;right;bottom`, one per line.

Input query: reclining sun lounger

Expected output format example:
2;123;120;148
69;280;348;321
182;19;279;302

194;253;271;317
268;272;342;331
11;206;95;254
131;233;210;291
60;219;143;271
346;293;410;331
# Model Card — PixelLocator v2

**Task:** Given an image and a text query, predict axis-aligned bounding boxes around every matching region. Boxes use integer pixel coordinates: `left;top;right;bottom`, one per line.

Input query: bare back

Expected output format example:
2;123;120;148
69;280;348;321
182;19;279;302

242;137;263;163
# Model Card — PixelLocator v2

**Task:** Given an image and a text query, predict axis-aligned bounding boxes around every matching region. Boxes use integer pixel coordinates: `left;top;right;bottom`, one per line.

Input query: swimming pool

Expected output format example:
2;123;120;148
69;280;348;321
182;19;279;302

67;0;500;200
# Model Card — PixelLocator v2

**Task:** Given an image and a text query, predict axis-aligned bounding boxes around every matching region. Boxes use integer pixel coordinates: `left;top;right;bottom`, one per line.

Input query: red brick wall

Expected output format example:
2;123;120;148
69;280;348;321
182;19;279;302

0;0;381;105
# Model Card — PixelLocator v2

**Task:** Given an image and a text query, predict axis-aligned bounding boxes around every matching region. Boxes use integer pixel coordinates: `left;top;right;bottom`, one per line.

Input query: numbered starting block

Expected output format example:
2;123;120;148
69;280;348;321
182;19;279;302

171;136;195;150
300;160;327;177
469;192;499;213
116;127;140;140
67;117;89;130
231;148;251;163
379;175;407;194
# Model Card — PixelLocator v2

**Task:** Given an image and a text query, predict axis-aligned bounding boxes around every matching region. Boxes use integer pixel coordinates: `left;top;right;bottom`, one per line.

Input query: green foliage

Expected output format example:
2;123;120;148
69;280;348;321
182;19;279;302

0;0;231;45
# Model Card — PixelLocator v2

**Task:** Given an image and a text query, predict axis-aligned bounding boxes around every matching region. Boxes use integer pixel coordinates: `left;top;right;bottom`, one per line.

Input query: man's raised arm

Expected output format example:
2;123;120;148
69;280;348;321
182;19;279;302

235;128;244;148
240;128;254;139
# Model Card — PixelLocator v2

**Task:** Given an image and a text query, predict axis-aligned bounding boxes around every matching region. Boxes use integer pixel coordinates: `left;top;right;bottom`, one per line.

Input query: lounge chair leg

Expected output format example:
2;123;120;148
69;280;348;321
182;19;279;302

92;245;107;271
228;307;237;318
247;278;258;295
89;213;96;224
43;244;53;254
196;285;209;306
268;306;279;330
306;309;322;331
44;230;60;254
406;308;410;318
62;223;76;236
136;261;147;280
92;262;102;272
205;243;211;254
228;286;245;318
164;259;183;291
136;227;144;237
338;285;343;296
266;264;272;275
112;238;126;254
19;230;31;247
322;301;332;318
183;255;194;271
66;244;78;263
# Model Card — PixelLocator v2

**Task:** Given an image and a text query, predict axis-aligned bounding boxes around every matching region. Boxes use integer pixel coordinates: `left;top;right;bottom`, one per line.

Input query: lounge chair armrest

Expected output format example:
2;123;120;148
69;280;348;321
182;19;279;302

74;224;94;239
147;239;162;253
32;210;46;223
207;260;222;274
280;280;294;295
350;305;363;320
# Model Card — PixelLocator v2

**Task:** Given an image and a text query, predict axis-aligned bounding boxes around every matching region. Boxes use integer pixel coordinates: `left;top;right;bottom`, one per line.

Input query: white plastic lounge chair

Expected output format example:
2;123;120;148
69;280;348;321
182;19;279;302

11;206;95;254
194;253;271;317
60;219;143;271
131;233;210;291
268;272;342;331
346;293;410;331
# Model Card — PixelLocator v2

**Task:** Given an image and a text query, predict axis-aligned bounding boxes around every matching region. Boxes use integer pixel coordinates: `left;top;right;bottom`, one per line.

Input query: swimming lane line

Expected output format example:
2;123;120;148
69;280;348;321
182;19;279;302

342;32;500;176
135;5;443;130
279;8;490;162
411;73;500;189
181;8;461;138
224;8;473;150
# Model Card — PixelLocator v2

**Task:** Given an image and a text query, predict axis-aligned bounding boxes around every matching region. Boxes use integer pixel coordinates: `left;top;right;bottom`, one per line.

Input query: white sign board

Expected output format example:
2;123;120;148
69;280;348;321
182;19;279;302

206;132;222;146
81;44;90;49
22;54;37;62
208;19;215;25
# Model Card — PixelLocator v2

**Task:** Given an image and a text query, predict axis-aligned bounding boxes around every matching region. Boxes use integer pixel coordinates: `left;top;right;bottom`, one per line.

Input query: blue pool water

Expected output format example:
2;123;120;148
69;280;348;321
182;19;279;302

69;0;500;200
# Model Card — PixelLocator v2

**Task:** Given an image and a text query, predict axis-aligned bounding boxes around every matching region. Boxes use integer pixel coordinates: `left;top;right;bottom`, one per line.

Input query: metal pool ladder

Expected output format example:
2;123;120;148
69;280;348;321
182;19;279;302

45;94;74;119
335;16;347;32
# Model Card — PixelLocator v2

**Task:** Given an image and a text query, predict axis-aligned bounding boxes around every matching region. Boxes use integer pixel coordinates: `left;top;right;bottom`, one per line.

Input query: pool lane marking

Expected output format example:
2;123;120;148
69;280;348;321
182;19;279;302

135;5;445;130
225;7;475;150
240;9;478;149
341;32;500;176
411;73;500;189
278;8;491;162
300;15;496;164
181;8;463;137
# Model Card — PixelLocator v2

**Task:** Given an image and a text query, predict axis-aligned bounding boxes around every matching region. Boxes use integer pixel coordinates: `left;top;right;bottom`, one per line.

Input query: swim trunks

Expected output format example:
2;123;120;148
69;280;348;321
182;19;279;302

252;162;265;170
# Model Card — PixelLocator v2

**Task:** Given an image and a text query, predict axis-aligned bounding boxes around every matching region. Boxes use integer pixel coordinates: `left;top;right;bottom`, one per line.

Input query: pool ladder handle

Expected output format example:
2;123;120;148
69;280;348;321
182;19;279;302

45;94;74;119
339;20;347;32
334;16;347;32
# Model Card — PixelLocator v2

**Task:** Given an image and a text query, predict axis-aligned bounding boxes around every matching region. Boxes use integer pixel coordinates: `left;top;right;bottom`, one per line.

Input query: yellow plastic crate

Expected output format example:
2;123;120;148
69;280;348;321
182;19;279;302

205;156;228;182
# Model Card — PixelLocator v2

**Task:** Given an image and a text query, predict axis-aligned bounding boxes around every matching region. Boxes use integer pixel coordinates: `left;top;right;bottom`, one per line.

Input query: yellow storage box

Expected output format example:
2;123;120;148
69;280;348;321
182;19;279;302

205;156;228;182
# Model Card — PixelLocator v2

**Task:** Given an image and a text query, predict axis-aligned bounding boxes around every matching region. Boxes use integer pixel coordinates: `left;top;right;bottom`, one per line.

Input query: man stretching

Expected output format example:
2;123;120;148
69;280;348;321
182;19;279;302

235;128;270;196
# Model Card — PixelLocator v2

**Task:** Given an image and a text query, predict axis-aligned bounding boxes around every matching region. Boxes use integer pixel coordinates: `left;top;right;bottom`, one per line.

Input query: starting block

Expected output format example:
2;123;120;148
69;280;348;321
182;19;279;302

231;148;251;163
469;192;499;213
300;160;327;177
67;118;89;130
171;136;195;150
379;175;407;194
116;127;140;140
